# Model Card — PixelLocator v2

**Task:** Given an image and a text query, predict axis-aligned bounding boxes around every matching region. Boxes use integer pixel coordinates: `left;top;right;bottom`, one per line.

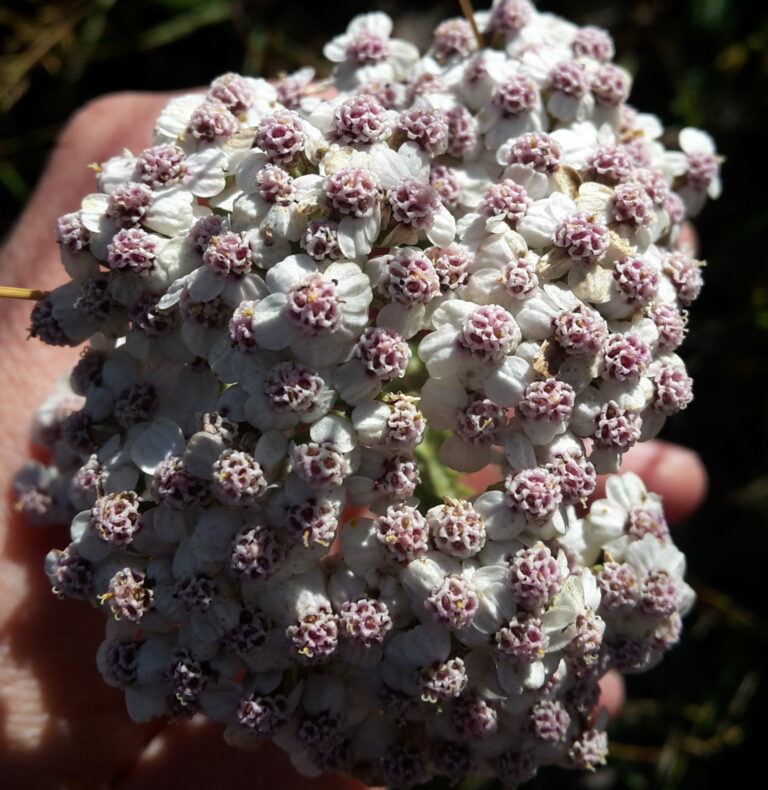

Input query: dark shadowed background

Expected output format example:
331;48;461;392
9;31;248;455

2;1;767;787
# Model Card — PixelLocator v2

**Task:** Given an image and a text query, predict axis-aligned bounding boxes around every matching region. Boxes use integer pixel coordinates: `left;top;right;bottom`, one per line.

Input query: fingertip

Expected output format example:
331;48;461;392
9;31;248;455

597;670;625;720
676;221;699;255
619;440;707;523
114;719;369;790
459;464;502;494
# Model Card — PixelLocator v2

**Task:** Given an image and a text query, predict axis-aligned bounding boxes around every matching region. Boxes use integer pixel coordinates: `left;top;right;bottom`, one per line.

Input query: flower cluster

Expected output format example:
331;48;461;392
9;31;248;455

16;3;714;787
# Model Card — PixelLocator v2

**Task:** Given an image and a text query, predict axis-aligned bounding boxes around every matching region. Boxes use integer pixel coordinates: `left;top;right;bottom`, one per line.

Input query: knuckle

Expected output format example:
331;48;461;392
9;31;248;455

55;92;167;165
61;92;143;142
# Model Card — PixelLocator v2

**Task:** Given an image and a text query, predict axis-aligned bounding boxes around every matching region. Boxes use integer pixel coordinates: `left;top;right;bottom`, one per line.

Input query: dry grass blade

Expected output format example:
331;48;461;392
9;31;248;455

0;286;49;300
458;0;484;49
0;1;88;111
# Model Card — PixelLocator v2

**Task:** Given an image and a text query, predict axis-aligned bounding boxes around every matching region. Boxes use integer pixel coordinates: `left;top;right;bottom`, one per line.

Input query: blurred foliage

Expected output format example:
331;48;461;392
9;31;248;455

2;0;768;788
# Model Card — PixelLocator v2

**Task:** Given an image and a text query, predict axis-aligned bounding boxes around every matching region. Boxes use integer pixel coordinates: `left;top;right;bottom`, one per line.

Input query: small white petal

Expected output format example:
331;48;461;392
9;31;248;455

426;204;456;246
130;418;185;473
251;293;294;350
679;127;716;155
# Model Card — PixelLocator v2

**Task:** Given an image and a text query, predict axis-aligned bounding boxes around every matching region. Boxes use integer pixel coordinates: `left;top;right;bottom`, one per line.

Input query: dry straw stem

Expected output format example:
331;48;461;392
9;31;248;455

458;0;485;49
0;286;49;300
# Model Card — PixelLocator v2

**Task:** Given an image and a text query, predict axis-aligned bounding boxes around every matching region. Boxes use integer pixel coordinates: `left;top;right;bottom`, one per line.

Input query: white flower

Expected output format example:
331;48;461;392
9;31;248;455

366;249;443;338
400;551;515;646
323;12;420;89
352;393;424;452
370;142;457;248
582;472;668;562
233;158;324;243
476;68;548;151
420;377;507;473
287;413;360;491
249;255;373;367
623;533;696;617
518;191;577;249
541;567;602;651
80;187;203;261
260;567;332;626
473;487;569;543
448;48;510;111
382;622;452;696
237;360;337;432
177;256;268;309
419;300;531;407
675;126;723;216
549;121;616;170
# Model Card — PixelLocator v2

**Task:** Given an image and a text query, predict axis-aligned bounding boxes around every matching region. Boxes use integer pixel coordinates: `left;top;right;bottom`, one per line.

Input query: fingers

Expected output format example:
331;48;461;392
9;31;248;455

0;91;191;787
676;221;699;255
459;464;503;493
112;718;368;790
612;440;707;524
0;506;164;788
460;439;707;526
597;670;625;720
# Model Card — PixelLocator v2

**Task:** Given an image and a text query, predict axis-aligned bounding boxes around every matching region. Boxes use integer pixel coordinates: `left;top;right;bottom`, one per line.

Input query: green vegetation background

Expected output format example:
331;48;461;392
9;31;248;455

2;1;767;787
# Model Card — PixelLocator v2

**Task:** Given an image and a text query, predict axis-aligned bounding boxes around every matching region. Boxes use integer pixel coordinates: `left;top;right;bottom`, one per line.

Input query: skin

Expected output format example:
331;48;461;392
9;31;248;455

0;93;707;789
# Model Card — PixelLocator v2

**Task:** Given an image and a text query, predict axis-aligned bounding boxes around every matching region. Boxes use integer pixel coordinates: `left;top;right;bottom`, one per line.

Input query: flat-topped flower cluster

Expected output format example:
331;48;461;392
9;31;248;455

15;2;715;786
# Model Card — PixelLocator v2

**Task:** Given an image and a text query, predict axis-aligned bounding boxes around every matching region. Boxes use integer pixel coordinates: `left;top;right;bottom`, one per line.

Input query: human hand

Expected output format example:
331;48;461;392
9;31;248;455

0;93;706;788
